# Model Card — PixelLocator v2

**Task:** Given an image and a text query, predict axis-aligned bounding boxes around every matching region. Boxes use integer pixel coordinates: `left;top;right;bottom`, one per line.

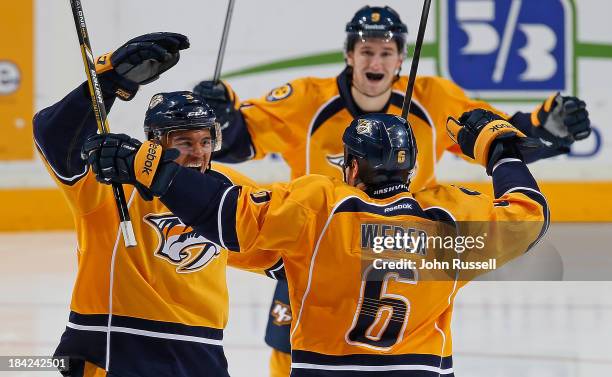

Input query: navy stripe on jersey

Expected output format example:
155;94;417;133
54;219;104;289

34;138;89;186
218;186;240;251
491;159;549;249
206;168;240;251
56;312;229;377
491;159;540;198
293;351;453;368
208;169;234;186
66;312;109;327
162;167;238;249
108;331;229;376
310;96;346;136
54;319;107;370
335;196;455;227
291;369;453;377
33;82;116;186
291;350;454;376
265;258;286;280
67;311;224;341
161;167;242;251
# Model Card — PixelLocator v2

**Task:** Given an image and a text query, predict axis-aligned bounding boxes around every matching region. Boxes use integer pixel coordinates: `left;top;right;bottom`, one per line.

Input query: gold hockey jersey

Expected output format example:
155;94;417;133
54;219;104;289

240;73;505;189
221;163;548;375
33;82;278;376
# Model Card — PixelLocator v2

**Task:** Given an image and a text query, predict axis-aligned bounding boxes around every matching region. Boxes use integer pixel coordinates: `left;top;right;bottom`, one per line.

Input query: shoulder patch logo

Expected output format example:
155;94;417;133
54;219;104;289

266;83;293;102
271;300;292;326
250;190;271;204
144;213;221;273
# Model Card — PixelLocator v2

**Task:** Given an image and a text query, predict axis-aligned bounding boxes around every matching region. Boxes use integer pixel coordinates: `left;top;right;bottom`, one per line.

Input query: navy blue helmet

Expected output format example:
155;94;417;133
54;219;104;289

144;91;221;151
345;6;408;53
342;113;417;186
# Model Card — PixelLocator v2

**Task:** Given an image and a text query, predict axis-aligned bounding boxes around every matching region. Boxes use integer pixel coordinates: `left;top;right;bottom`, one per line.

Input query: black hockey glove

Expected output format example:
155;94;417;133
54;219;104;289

95;32;190;101
448;109;528;175
193;80;238;131
81;133;180;200
531;93;591;149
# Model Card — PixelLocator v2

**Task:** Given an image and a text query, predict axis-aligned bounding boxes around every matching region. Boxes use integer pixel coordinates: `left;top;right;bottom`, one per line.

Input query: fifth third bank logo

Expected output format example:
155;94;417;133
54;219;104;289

440;0;575;98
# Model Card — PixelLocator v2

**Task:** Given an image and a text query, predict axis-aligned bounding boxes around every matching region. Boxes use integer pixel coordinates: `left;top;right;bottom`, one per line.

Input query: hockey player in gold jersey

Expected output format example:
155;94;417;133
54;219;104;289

33;33;279;377
84;110;549;376
194;5;589;375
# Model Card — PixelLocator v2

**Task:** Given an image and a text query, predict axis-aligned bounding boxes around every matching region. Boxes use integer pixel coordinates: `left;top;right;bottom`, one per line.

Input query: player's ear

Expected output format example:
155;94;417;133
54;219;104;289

349;159;360;186
395;55;403;71
346;50;355;67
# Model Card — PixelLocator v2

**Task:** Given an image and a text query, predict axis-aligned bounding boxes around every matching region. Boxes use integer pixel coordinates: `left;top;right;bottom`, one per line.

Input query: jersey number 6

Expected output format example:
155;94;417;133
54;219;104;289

345;265;417;351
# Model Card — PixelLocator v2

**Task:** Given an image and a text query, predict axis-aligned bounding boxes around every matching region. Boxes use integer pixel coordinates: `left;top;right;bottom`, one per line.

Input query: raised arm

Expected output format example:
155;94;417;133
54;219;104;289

448;109;549;272
34;32;189;183
34;83;116;182
431;77;590;163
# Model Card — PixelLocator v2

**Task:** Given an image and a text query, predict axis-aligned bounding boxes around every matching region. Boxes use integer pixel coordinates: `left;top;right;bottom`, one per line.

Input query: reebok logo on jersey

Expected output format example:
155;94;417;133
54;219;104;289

135;141;161;187
145;213;221;273
384;202;413;213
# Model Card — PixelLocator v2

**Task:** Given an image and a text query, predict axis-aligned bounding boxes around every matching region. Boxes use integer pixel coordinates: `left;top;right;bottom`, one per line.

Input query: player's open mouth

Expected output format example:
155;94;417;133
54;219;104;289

365;72;385;81
185;162;203;171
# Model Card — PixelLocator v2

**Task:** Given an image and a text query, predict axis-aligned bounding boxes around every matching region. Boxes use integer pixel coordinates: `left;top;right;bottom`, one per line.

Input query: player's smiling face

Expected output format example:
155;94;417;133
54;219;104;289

347;38;403;97
163;128;213;173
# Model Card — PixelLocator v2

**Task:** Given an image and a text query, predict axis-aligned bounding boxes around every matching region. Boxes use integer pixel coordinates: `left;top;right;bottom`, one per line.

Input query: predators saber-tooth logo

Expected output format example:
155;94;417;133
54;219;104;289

356;119;375;135
145;213;221;273
326;154;344;171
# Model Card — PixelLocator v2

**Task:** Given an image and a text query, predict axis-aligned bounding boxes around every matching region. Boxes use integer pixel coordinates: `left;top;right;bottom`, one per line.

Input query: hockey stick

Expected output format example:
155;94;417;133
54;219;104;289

401;0;432;120
69;0;137;247
212;0;236;83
